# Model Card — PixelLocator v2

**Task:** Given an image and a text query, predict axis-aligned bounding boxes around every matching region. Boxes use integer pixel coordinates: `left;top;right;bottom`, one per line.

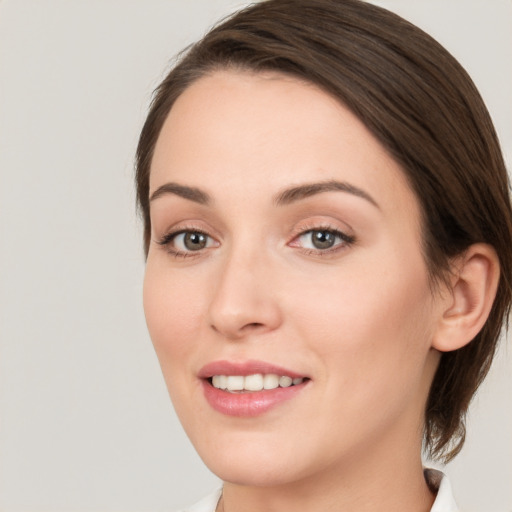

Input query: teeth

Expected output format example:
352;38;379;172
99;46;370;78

279;376;293;387
212;375;228;390
226;375;244;391
263;374;279;389
244;374;263;391
211;374;304;392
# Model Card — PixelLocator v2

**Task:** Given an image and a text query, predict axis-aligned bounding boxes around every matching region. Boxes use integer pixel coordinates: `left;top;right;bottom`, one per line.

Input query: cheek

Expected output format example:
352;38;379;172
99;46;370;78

143;263;213;427
293;254;431;335
288;247;435;392
143;262;205;368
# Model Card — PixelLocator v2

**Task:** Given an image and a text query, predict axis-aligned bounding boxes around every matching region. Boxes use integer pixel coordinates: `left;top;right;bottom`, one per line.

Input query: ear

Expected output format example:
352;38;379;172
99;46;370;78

432;243;500;352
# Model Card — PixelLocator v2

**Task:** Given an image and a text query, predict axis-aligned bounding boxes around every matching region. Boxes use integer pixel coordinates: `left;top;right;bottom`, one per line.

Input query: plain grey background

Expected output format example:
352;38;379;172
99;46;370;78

0;1;510;511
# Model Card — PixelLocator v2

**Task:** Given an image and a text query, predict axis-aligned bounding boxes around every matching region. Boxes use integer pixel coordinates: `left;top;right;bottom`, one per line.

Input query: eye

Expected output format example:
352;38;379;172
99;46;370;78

174;231;211;251
292;228;354;252
303;230;338;249
157;229;218;256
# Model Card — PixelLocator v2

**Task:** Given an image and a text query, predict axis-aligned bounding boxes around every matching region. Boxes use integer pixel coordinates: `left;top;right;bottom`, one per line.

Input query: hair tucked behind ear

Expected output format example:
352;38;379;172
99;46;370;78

136;0;512;461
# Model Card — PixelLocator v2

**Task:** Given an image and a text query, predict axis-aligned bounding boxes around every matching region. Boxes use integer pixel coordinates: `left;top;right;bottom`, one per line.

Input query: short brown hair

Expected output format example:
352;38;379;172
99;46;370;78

136;0;512;461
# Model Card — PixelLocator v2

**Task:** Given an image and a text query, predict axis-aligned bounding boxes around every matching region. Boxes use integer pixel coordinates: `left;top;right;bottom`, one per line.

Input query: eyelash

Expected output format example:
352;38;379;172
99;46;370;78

156;225;355;258
289;224;355;256
157;227;213;259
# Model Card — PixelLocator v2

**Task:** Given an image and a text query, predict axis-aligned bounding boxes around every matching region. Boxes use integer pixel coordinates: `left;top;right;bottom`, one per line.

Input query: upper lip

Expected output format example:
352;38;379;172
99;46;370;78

198;359;307;379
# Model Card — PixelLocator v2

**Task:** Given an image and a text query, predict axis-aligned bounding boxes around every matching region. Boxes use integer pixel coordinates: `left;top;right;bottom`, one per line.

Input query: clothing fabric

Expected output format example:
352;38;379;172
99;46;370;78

178;468;458;512
426;468;459;512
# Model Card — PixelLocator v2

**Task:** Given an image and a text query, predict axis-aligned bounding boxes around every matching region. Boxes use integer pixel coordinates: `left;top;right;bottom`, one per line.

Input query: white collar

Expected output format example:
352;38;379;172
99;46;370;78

183;487;221;512
425;468;459;512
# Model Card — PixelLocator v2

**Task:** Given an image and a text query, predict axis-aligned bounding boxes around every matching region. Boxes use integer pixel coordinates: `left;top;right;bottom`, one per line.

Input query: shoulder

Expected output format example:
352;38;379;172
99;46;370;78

175;488;222;512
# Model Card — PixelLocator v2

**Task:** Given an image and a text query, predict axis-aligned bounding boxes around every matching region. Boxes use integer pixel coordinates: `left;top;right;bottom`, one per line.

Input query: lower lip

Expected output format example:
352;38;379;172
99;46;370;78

202;380;308;417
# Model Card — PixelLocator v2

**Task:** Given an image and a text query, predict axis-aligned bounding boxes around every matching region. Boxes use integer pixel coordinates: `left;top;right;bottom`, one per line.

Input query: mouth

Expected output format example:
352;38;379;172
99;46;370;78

209;373;306;392
199;360;310;417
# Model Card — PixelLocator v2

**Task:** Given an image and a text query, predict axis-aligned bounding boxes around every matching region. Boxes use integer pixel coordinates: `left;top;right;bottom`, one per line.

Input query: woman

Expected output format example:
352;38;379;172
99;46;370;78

136;1;512;510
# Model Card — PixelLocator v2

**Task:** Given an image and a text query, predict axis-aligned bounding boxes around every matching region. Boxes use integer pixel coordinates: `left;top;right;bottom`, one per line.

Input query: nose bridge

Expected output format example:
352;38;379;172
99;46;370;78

208;238;281;339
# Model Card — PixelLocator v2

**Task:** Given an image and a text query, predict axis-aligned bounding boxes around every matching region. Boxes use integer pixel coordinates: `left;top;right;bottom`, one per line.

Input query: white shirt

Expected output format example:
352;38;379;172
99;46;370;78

179;469;458;512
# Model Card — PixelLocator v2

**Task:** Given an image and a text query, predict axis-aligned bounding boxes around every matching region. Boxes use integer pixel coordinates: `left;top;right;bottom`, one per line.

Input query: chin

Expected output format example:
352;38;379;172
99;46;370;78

188;426;325;488
205;454;305;487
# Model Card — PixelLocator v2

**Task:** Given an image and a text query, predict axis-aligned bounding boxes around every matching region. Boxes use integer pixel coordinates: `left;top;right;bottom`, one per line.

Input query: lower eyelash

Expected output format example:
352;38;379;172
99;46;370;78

300;244;347;257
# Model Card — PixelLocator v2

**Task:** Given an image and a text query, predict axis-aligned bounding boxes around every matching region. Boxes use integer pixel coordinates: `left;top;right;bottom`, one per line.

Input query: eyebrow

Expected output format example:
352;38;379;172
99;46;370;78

274;179;380;208
149;179;379;209
149;182;211;205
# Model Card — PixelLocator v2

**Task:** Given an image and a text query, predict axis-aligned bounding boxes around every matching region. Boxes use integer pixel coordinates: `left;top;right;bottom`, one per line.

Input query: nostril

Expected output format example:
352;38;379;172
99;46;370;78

210;322;263;332
245;322;264;330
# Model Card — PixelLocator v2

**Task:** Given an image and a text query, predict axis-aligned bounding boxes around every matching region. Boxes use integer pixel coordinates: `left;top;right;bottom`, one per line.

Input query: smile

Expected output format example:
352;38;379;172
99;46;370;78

199;360;310;417
211;374;305;392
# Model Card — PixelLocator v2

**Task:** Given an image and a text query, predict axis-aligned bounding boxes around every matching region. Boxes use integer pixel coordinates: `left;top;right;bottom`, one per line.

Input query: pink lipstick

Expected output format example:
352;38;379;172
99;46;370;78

199;360;309;417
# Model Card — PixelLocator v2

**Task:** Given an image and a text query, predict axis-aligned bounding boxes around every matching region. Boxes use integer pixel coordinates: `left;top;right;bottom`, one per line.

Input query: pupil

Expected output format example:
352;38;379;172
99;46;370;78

312;231;335;249
184;232;207;250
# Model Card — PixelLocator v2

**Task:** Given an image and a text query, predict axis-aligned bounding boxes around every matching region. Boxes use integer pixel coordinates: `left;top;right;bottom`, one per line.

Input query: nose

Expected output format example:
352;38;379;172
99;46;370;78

207;247;283;340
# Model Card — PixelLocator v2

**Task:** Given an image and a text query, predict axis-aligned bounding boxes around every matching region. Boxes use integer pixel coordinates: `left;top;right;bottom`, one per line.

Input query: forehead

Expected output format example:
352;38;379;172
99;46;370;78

150;70;418;220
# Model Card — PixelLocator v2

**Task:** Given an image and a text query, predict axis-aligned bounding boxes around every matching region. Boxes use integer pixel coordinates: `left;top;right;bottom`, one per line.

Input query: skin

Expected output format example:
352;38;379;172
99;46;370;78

144;70;454;512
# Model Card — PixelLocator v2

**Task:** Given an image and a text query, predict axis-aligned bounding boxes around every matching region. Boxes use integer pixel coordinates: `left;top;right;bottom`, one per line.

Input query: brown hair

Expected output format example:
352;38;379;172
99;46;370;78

136;0;512;462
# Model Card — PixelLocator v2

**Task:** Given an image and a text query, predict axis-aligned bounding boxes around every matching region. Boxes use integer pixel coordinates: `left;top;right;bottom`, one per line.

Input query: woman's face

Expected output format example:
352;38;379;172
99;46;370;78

144;71;443;486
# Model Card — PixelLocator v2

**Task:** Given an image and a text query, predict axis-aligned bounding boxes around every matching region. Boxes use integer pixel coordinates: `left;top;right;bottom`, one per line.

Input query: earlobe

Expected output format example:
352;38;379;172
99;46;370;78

432;244;500;352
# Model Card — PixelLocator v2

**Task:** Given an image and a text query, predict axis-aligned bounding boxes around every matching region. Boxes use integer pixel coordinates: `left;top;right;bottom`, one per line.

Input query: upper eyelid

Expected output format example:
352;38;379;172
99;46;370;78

157;227;214;245
289;220;353;238
155;221;220;241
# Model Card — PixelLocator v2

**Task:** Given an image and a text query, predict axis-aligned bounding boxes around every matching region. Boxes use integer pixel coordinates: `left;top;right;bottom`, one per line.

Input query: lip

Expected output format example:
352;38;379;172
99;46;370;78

198;359;307;379
198;359;310;417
